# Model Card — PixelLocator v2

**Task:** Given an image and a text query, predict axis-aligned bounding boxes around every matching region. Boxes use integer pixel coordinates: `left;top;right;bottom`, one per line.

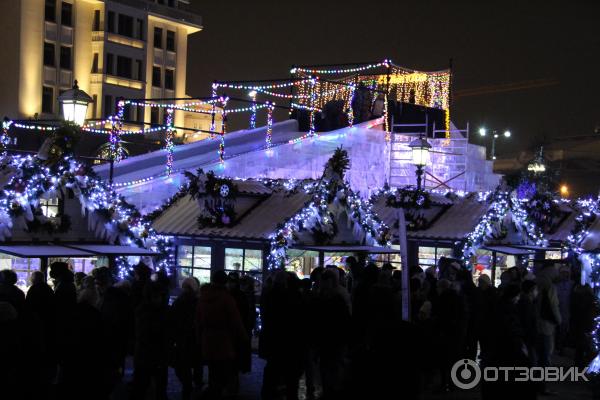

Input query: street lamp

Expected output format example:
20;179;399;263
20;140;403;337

478;127;512;160
58;80;92;126
409;135;431;191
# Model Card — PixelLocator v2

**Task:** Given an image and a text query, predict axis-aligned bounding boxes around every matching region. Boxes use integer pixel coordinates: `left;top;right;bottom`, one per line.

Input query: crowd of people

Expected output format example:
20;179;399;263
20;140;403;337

0;256;597;400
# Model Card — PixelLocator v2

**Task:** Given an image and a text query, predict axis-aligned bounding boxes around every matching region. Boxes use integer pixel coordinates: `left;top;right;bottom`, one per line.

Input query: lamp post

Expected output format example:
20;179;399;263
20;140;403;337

479;127;511;160
409;135;432;191
58;80;92;126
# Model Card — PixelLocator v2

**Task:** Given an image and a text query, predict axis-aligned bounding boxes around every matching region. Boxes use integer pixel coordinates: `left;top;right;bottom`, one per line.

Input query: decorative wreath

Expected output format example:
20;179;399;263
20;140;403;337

184;169;239;228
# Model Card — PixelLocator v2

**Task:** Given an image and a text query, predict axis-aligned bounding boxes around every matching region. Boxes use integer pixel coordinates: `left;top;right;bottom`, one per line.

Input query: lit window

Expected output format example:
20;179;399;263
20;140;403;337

60;46;71;70
40;198;60;218
166;30;175;51
61;2;72;27
165;69;174;90
44;42;55;67
418;246;453;269
177;245;212;286
153;27;163;49
42;86;54;114
225;248;263;273
152;66;161;87
45;0;56;22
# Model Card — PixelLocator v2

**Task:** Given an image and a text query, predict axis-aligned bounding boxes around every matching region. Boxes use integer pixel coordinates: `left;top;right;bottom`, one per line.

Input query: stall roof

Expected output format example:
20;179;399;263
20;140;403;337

292;245;401;254
374;196;489;241
153;190;312;240
581;218;600;252
0;245;96;258
66;244;159;256
513;244;563;251
482;246;535;256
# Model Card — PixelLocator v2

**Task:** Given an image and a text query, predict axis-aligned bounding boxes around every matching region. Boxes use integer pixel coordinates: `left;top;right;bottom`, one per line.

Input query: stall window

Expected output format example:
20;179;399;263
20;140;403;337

418;246;453;269
546;250;566;260
68;258;97;274
0;255;41;289
224;248;263;274
177;245;211;285
40;197;60;218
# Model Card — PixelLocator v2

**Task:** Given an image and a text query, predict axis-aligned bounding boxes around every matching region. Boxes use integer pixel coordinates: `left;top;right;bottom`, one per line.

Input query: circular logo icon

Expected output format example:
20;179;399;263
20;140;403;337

219;184;230;198
451;359;481;390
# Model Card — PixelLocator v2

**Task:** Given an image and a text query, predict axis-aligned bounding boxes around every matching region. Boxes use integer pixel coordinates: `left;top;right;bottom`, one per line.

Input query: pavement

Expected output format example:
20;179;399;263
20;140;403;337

111;352;595;400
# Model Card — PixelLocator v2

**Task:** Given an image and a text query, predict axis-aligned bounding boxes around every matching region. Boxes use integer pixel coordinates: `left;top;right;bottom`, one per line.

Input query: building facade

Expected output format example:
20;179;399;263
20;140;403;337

0;0;202;138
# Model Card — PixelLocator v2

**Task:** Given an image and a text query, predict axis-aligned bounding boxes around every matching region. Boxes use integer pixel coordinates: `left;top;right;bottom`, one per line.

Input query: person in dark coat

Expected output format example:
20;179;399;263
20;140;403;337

197;270;248;399
50;261;77;310
131;280;171;400
0;269;25;311
227;273;253;374
26;270;57;395
432;278;467;391
170;277;202;400
476;274;498;364
49;261;77;391
0;300;20;399
131;262;152;309
313;268;351;400
93;267;134;393
60;286;109;400
517;280;539;365
260;271;306;400
571;283;600;368
483;284;535;400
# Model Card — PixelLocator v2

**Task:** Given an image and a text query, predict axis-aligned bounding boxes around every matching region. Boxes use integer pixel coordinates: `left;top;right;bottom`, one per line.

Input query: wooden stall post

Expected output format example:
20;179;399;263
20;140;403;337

397;208;410;321
491;250;497;286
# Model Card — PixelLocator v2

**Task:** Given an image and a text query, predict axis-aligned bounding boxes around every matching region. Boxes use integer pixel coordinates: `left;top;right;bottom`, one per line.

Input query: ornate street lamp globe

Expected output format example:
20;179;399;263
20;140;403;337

409;135;432;167
58;80;93;126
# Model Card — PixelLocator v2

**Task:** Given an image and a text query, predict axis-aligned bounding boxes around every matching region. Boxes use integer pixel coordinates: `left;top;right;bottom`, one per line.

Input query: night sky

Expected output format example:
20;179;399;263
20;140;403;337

186;0;600;158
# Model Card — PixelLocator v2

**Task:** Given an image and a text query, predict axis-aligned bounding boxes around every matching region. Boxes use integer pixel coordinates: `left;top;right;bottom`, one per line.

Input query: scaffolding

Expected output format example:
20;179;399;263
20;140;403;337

389;119;498;192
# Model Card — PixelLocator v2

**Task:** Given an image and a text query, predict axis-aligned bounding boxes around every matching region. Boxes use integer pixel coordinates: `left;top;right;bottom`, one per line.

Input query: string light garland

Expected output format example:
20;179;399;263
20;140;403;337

461;190;511;266
12;122;57;131
308;79;317;137
291;60;391;75
268;151;390;269
346;86;355;127
0;153;173;278
219;97;228;163
266;102;274;148
1;119;12;152
213;80;310;92
383;93;390;141
109;101;125;163
165;109;175;176
560;196;600;373
210;87;218;134
249;91;257;130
